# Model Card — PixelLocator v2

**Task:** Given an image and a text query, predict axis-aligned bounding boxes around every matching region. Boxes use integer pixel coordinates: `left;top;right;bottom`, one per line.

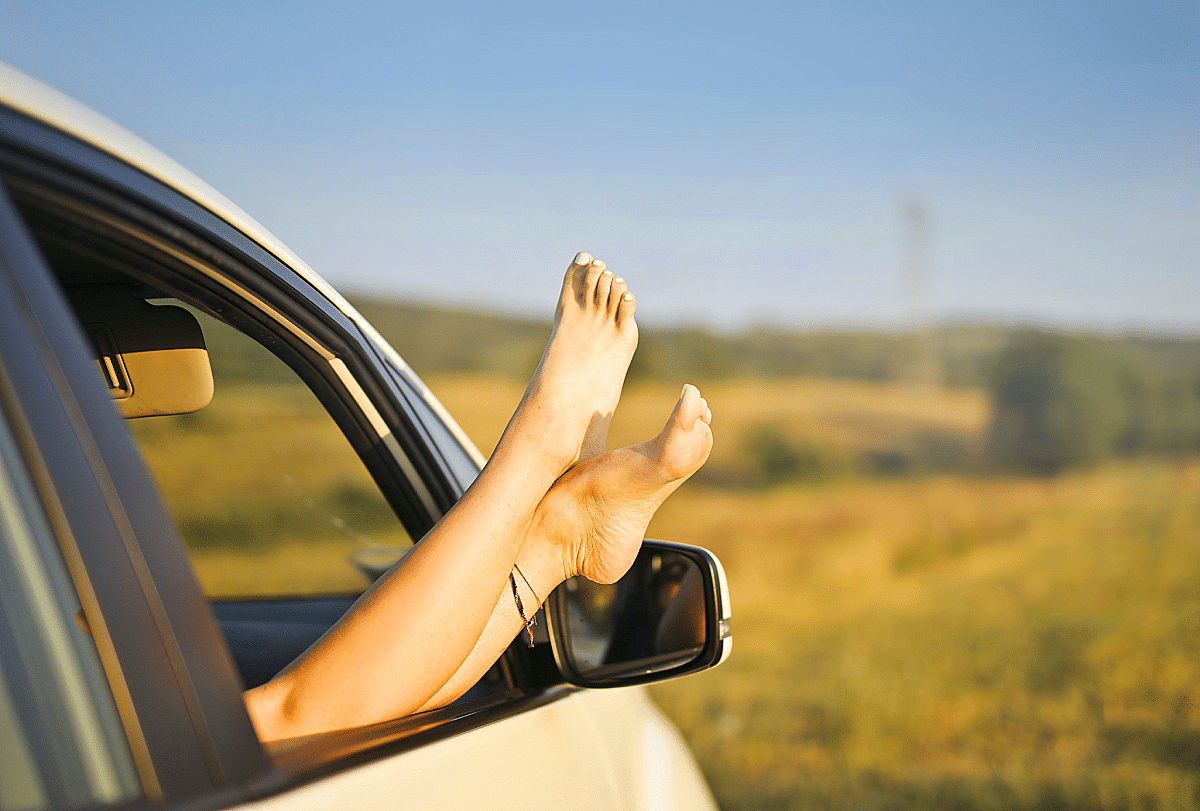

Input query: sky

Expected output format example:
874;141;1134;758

1;1;1196;332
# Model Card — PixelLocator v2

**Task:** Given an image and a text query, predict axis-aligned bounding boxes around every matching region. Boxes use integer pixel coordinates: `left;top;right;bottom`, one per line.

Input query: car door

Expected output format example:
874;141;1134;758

0;106;628;809
0;177;264;805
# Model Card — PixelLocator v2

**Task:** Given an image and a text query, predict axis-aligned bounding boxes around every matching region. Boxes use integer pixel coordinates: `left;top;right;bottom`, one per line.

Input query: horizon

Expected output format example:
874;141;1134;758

2;2;1196;333
341;285;1200;340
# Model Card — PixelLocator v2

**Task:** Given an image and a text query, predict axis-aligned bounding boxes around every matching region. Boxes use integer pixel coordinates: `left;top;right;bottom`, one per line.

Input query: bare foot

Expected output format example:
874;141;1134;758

409;384;713;715
495;253;638;475
530;384;713;586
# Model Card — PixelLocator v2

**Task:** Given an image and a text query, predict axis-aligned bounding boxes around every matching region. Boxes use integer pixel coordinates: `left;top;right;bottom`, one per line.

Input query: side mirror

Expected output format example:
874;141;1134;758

547;540;732;688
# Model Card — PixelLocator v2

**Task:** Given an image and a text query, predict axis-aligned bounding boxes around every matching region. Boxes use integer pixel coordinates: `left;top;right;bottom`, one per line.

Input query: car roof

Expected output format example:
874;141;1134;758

0;62;486;467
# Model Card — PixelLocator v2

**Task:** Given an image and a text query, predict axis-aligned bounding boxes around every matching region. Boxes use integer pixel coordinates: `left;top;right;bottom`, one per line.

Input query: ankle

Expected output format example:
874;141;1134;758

515;531;575;603
526;478;591;583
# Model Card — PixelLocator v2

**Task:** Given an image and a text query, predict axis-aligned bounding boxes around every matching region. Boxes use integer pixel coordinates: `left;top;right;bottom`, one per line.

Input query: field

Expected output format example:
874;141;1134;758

427;374;1200;811
130;380;415;598
131;362;1200;810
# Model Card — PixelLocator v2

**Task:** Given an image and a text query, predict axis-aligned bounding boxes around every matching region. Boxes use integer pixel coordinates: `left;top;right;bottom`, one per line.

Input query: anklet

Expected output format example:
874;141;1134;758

513;563;541;607
510;569;539;647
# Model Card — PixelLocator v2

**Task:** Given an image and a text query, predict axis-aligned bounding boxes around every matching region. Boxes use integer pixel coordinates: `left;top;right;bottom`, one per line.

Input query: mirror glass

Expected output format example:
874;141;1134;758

560;548;707;680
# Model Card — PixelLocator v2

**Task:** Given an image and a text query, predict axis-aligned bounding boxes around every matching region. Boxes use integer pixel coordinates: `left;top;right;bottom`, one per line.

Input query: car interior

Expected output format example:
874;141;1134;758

64;284;214;418
59;281;350;690
6;184;508;701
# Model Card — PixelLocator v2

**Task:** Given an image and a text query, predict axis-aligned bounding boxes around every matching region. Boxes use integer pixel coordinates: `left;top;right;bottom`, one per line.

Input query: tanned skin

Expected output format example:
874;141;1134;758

244;254;712;741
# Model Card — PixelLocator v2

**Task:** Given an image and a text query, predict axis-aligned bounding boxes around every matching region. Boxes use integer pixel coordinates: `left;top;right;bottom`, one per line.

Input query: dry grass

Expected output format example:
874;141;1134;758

133;372;1200;809
426;373;989;464
646;463;1200;810
129;382;412;598
429;374;1200;811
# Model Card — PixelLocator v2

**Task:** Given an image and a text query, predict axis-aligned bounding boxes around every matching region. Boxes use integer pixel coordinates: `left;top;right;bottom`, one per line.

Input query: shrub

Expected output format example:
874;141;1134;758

987;333;1131;474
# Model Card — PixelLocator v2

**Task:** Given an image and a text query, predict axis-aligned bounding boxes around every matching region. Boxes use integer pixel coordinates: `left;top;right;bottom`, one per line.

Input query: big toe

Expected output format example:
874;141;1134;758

654;384;713;480
674;384;707;430
560;252;593;295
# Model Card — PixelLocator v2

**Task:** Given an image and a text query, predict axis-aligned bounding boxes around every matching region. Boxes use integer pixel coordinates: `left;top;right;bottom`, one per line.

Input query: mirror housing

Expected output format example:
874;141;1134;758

547;539;732;688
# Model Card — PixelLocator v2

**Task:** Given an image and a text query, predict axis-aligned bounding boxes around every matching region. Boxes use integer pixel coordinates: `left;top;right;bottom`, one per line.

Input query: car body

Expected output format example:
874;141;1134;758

0;64;728;810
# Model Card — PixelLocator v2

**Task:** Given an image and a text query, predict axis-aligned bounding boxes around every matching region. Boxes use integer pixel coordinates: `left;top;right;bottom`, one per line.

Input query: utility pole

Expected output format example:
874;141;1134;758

903;196;939;389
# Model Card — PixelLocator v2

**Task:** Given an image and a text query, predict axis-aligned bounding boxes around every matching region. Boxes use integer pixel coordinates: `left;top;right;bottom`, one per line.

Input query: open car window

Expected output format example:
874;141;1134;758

3;178;511;699
125;301;413;600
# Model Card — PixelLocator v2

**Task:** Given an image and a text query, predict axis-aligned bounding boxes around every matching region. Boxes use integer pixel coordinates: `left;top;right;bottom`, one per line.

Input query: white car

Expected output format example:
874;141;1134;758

0;64;731;811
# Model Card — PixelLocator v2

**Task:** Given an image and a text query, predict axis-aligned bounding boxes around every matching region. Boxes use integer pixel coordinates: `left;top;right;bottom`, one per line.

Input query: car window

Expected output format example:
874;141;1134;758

6;173;511;706
124;304;414;600
0;407;140;811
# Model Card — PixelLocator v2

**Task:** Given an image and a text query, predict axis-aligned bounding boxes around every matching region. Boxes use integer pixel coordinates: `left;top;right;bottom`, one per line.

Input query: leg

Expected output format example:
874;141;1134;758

418;384;713;711
244;254;637;740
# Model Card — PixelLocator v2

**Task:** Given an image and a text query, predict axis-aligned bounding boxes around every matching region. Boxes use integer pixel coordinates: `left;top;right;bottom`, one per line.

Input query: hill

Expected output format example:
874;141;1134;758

345;295;1200;390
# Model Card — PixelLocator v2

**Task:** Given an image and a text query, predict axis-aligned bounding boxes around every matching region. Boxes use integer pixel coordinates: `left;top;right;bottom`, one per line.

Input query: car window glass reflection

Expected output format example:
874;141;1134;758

0;410;140;810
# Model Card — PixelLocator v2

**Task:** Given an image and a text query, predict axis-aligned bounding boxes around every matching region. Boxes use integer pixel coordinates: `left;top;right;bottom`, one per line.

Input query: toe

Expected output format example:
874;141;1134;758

595;268;614;308
615;289;636;328
676;384;706;428
582;260;606;308
565;253;591;286
562;252;592;304
607;276;628;314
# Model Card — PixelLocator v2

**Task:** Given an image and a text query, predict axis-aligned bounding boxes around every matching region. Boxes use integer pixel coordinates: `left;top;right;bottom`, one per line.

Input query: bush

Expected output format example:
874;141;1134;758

987;333;1130;474
741;427;841;487
987;331;1200;474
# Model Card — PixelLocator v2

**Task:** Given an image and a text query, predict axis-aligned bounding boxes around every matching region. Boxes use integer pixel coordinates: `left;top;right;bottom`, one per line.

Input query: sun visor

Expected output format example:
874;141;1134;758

66;286;214;418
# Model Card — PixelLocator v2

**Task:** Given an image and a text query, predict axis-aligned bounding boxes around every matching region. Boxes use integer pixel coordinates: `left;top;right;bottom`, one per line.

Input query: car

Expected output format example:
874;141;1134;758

0;63;731;811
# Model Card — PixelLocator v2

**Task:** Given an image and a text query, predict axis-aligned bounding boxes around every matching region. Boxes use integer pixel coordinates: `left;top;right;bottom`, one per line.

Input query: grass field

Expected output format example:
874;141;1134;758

427;374;1200;811
132;369;1199;809
130;381;413;598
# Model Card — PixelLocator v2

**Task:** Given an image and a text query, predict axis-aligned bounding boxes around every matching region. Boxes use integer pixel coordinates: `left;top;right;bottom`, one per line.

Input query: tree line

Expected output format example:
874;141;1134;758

988;332;1200;474
348;296;1200;475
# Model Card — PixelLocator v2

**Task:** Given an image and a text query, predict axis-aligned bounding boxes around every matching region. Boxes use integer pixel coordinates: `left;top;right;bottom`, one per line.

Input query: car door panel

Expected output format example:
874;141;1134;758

0;180;269;796
574;688;720;811
249;695;622;811
212;598;358;690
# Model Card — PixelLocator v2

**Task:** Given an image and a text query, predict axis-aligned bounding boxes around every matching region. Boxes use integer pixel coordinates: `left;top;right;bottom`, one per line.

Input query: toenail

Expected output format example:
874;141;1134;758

614;277;624;284
601;269;612;276
592;260;605;268
623;292;633;301
574;252;590;265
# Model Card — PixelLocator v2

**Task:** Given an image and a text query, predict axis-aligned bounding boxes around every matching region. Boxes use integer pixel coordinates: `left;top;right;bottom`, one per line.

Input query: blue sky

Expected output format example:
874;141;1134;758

2;1;1196;331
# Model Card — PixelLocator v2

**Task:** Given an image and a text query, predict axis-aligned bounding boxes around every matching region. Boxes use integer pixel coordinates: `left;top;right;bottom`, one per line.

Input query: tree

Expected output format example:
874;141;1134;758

987;333;1130;474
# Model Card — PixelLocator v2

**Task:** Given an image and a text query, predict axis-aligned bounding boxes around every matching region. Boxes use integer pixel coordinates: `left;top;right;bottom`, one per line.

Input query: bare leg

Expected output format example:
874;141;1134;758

419;384;713;711
244;254;637;741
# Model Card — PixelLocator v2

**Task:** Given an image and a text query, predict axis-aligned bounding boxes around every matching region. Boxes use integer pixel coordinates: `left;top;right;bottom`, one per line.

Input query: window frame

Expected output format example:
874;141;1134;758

0;158;452;536
0;174;249;803
0;103;580;808
0;362;143;810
